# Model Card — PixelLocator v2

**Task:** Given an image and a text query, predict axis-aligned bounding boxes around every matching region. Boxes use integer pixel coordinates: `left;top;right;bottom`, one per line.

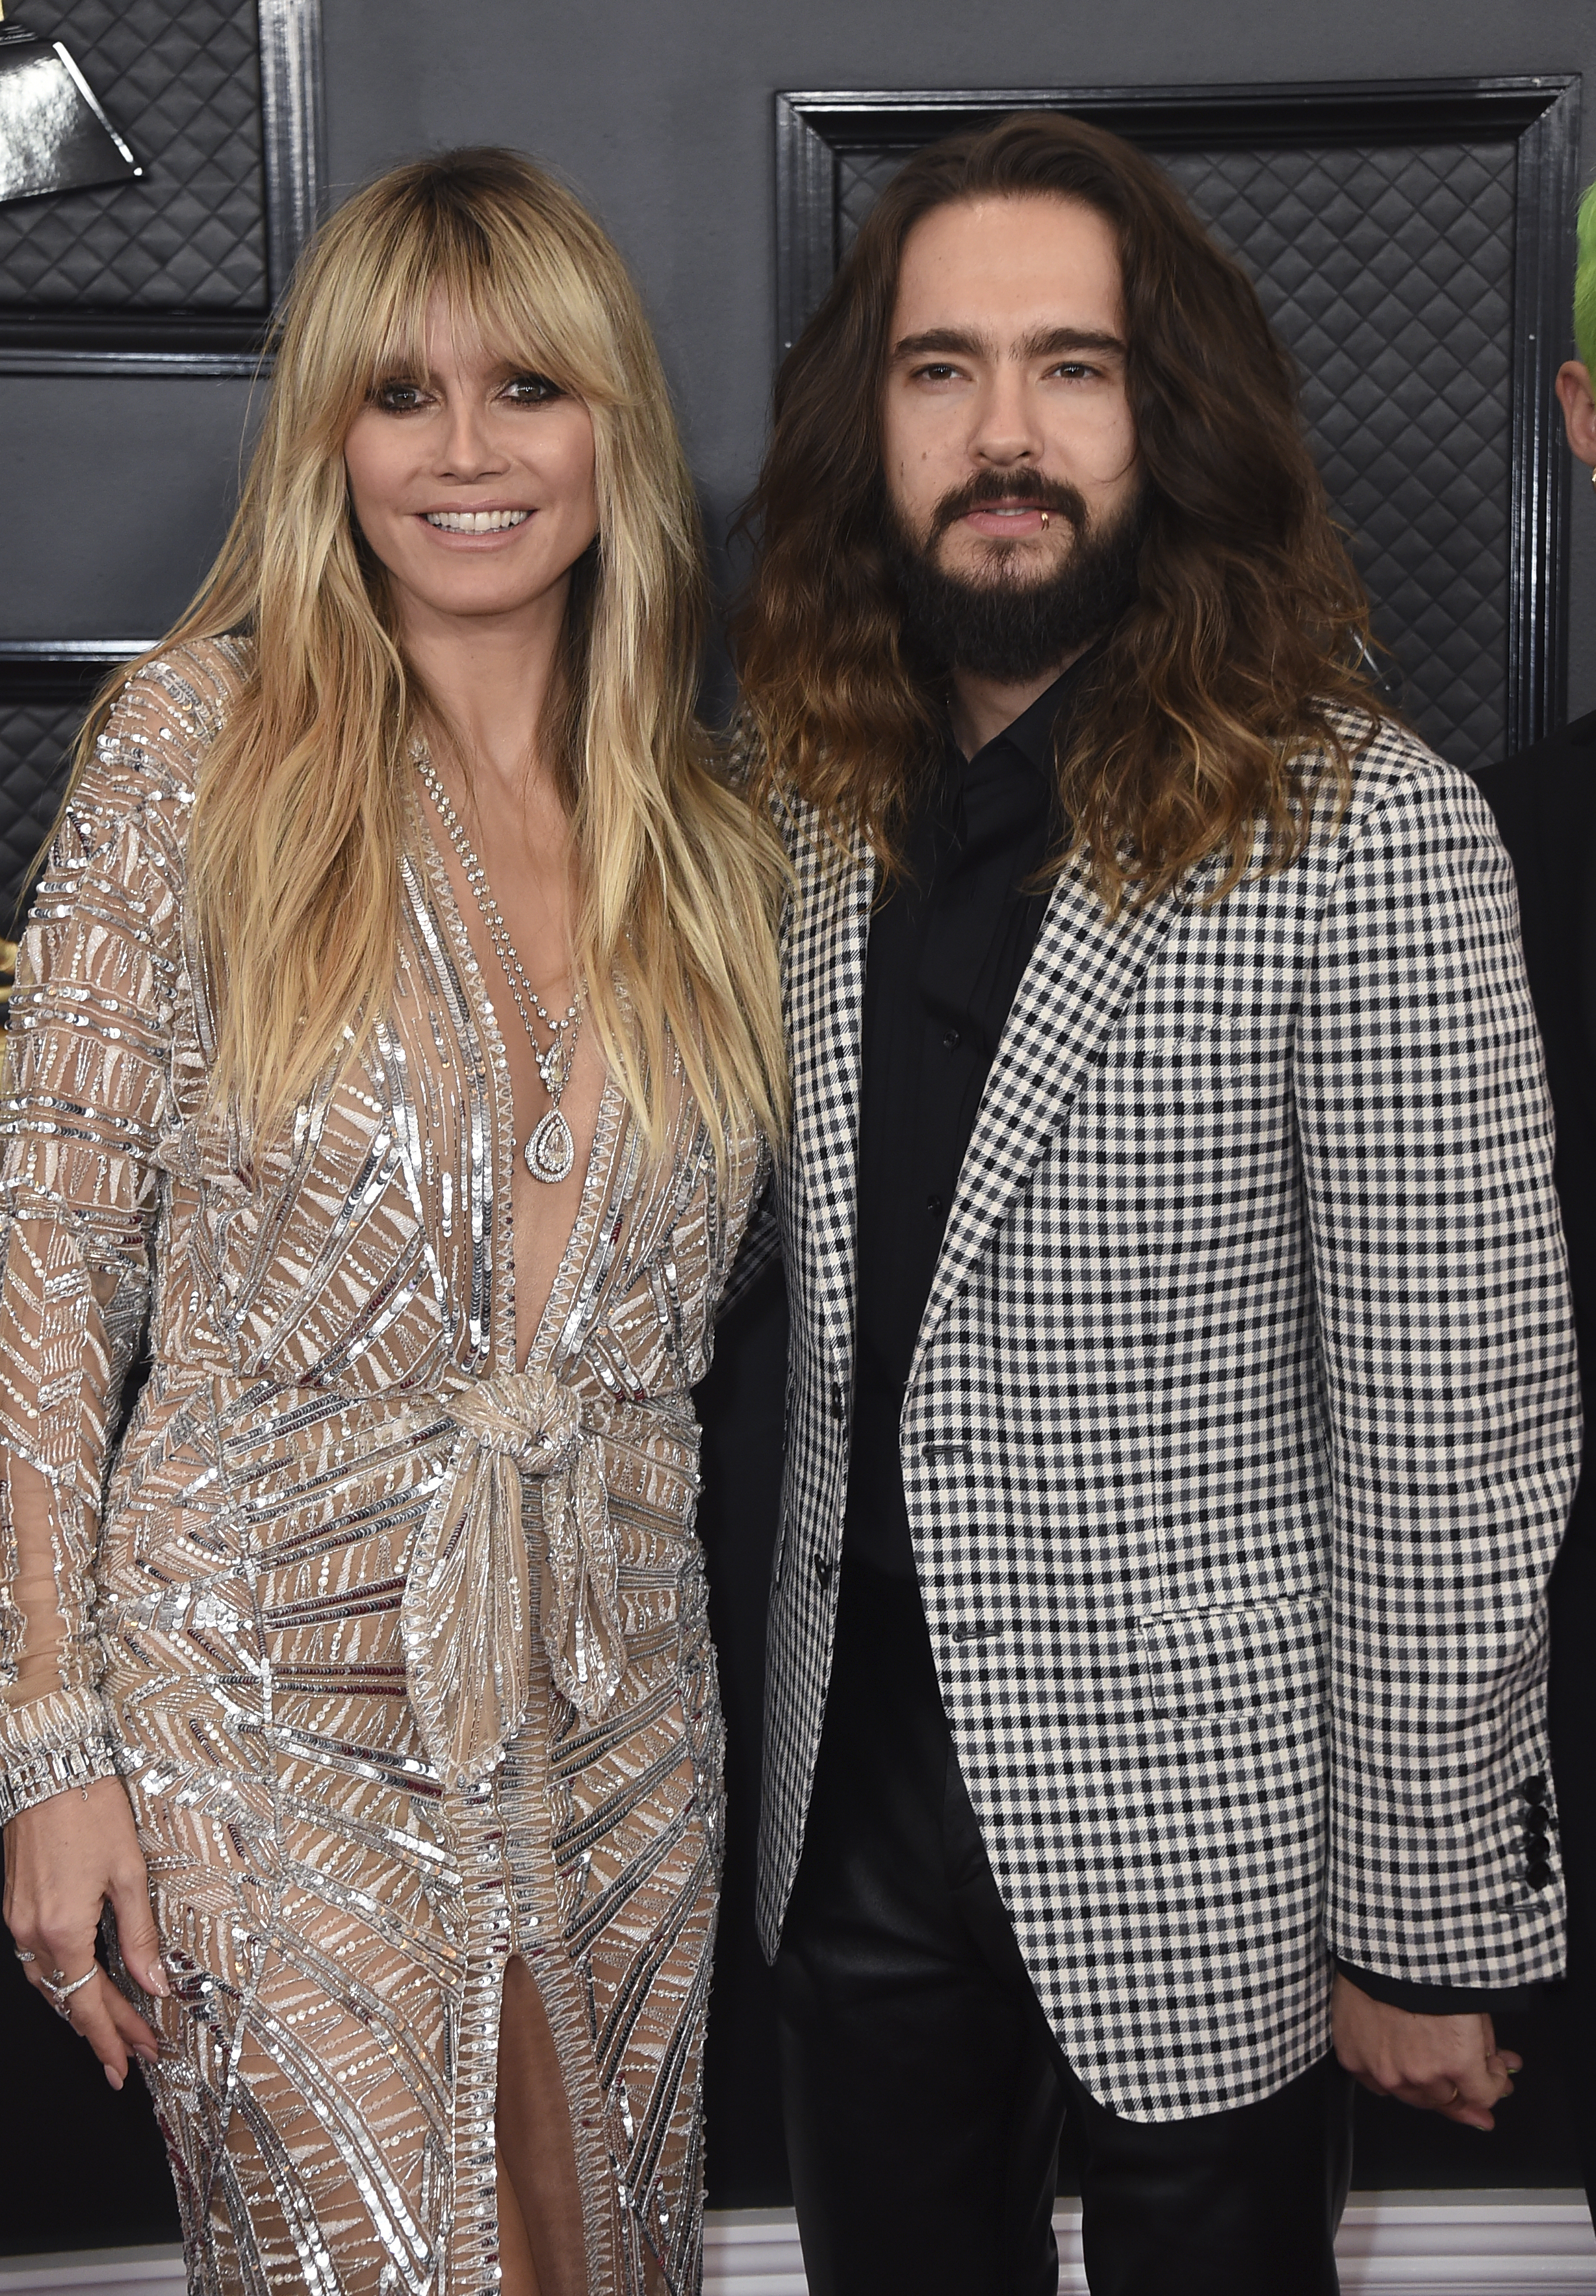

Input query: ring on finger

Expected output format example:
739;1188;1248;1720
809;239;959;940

13;1949;34;1963
41;1966;98;2014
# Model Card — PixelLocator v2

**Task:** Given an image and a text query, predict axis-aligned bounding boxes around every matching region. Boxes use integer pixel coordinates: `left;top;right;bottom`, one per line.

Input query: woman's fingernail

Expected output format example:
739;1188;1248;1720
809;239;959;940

104;2065;123;2091
144;1965;170;1998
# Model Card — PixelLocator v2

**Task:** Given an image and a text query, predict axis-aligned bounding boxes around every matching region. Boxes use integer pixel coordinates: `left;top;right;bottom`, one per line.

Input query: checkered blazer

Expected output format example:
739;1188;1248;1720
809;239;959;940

754;714;1580;2121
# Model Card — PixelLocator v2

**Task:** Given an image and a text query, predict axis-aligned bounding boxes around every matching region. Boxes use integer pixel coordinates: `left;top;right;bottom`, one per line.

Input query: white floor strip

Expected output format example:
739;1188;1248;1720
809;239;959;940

2;2195;1591;2294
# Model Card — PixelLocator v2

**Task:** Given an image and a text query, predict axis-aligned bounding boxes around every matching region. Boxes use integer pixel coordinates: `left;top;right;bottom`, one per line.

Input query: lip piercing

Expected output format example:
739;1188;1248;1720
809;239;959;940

1039;510;1051;529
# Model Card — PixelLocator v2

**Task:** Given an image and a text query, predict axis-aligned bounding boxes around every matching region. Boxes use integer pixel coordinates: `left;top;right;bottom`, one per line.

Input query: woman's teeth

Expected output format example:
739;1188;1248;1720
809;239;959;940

423;509;530;533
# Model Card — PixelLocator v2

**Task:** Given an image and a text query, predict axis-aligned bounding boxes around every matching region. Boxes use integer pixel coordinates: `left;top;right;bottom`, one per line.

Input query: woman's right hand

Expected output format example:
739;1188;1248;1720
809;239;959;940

3;1776;167;2088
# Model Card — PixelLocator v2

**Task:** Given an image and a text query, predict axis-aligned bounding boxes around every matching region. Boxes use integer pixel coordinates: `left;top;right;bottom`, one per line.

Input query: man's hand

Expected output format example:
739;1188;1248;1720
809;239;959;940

1332;1972;1521;2131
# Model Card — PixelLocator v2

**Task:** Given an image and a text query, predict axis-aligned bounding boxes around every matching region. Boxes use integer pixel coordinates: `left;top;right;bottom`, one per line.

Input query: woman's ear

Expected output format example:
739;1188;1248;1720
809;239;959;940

1555;359;1596;468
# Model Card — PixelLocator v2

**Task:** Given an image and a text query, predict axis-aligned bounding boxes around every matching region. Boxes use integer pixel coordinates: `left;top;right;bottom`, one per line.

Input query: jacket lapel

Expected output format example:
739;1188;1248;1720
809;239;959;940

782;805;875;1380
909;860;1185;1383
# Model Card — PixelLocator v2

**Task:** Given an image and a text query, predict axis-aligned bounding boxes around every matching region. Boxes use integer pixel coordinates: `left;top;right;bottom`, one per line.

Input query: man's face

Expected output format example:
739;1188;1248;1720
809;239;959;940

880;194;1142;677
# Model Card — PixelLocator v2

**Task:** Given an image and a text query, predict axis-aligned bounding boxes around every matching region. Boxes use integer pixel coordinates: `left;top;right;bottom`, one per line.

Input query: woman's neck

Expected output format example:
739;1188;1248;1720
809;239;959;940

398;575;570;798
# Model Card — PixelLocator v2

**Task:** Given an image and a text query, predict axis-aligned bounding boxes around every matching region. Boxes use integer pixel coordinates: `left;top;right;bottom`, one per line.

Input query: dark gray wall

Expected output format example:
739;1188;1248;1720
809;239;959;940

3;0;1595;725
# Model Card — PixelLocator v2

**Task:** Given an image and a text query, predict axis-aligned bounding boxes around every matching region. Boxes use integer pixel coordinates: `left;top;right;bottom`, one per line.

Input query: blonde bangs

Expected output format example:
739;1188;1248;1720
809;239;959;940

55;148;786;1178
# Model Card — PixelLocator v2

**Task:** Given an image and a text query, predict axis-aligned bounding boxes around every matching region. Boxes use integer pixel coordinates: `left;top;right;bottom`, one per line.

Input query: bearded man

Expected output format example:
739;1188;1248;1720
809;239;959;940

732;114;1579;2296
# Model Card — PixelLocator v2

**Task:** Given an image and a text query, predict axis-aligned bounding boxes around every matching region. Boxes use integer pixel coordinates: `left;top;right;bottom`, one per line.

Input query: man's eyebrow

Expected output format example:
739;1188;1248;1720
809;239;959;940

888;324;1127;364
1020;326;1126;360
890;327;992;363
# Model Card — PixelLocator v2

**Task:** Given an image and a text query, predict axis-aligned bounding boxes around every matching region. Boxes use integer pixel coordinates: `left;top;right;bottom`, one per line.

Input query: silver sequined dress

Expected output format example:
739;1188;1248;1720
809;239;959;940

0;639;764;2295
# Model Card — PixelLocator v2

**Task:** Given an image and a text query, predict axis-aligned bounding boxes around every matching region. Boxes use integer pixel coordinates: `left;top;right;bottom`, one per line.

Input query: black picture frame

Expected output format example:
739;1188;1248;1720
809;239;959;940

0;636;147;692
0;0;324;378
775;78;1582;755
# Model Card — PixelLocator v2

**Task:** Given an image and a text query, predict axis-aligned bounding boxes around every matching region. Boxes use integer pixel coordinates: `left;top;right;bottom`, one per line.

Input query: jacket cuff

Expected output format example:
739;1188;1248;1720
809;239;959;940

1335;1958;1550;2015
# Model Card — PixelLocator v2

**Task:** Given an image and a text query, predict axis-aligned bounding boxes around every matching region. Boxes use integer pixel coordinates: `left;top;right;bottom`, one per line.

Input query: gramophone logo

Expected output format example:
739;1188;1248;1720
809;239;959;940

0;4;140;205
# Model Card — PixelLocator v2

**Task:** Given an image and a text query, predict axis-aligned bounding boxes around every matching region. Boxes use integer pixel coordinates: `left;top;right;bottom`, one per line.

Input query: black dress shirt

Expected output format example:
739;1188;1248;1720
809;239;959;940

844;660;1088;1577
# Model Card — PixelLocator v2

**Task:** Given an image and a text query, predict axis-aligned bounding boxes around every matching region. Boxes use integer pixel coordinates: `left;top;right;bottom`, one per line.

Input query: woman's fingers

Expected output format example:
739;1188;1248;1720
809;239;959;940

103;1975;161;2061
106;1854;168;2000
14;1948;163;2086
77;1972;160;2087
62;1968;128;2086
22;1905;102;1997
62;1968;129;2087
29;1964;161;2089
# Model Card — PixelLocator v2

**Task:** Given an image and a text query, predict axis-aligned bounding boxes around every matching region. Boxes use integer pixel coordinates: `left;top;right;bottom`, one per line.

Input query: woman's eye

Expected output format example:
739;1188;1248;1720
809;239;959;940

502;374;561;406
374;380;426;412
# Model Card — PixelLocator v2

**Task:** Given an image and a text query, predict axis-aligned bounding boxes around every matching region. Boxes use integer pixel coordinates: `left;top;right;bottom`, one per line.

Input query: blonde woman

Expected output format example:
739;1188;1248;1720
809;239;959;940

0;149;783;2296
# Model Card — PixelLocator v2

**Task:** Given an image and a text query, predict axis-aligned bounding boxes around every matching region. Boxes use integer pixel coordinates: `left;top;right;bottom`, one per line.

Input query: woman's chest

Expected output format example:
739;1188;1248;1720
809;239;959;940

157;899;755;1397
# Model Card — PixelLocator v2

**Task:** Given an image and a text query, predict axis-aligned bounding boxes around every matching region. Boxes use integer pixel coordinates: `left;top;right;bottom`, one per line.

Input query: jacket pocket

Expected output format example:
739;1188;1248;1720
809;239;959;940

1137;1592;1326;1720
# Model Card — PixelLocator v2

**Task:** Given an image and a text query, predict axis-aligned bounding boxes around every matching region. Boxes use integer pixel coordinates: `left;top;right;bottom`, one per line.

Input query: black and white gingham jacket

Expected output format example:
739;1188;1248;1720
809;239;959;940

754;715;1580;2121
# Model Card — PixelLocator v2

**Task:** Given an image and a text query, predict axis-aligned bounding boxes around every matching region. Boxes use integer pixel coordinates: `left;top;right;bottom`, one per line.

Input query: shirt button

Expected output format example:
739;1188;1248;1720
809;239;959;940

1526;1858;1552;1890
942;1029;960;1050
926;1194;944;1217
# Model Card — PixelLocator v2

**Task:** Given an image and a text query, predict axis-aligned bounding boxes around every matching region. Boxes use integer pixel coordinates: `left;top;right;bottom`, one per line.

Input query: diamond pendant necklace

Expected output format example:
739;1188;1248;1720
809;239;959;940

415;751;582;1184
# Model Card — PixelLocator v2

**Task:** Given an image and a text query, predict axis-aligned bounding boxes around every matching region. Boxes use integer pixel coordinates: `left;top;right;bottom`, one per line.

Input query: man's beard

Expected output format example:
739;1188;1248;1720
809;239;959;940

884;469;1147;684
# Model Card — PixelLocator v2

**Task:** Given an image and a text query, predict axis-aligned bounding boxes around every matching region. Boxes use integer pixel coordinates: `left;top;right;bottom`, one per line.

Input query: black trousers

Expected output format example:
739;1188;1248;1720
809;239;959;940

776;1559;1354;2296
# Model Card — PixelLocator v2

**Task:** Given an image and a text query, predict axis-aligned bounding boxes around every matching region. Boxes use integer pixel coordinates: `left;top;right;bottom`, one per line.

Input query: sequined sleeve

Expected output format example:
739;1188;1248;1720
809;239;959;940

0;658;199;1822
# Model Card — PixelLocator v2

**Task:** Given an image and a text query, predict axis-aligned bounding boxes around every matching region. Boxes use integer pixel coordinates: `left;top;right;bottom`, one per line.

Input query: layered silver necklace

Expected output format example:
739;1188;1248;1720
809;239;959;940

415;751;582;1184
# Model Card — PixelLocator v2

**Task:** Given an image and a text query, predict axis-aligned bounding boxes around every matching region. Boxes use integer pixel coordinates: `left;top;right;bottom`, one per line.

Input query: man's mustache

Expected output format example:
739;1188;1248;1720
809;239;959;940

929;469;1090;543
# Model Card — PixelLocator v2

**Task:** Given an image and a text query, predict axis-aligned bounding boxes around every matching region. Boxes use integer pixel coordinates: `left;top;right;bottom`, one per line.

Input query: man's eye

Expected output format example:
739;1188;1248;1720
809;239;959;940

374;380;426;412
503;374;561;405
914;364;962;383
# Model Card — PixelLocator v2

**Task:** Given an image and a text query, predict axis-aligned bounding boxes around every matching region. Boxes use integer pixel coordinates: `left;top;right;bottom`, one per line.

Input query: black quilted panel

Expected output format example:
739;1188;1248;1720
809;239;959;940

0;0;266;312
0;697;80;923
836;138;1515;773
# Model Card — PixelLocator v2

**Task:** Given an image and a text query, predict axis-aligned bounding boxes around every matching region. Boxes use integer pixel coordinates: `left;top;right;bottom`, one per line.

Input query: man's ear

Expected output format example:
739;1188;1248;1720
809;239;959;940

1555;361;1596;467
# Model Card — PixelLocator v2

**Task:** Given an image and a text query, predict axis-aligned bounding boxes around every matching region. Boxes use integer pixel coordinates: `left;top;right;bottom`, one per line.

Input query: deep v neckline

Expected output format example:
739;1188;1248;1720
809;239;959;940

409;785;624;1374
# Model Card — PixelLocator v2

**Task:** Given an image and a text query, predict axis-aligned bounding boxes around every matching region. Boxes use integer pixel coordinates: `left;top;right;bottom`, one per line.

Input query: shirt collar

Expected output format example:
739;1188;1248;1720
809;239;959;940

948;643;1100;780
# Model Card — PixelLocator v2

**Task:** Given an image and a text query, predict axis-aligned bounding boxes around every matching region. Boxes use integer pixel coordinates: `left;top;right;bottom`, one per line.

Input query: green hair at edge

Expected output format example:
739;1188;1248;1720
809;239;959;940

1577;178;1596;373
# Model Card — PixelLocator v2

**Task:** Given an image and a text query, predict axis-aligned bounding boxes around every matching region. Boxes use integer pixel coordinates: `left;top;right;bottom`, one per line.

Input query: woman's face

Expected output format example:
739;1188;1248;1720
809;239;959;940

343;288;599;636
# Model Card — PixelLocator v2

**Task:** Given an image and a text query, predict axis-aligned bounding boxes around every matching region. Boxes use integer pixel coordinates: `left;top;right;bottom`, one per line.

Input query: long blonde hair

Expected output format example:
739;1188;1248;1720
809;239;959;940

67;148;785;1162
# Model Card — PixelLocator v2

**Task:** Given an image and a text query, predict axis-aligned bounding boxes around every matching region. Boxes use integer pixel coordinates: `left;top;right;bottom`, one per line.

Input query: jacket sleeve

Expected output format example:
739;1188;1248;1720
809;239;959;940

0;664;194;1823
1294;756;1579;1990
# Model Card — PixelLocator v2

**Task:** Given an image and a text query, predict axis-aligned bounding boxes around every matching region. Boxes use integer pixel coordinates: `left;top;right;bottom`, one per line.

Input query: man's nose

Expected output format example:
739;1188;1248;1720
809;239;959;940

968;368;1044;466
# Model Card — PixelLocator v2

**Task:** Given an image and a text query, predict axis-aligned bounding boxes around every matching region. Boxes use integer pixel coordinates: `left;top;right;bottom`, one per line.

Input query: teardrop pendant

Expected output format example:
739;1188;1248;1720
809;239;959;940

525;1107;575;1185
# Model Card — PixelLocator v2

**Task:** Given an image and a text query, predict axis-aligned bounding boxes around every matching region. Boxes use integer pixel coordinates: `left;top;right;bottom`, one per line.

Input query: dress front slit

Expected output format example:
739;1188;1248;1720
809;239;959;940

0;639;764;2296
495;1955;587;2296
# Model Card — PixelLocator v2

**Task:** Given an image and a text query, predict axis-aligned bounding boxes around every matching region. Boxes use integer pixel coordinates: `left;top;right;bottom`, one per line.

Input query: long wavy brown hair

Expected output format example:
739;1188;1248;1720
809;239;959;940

732;112;1381;907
